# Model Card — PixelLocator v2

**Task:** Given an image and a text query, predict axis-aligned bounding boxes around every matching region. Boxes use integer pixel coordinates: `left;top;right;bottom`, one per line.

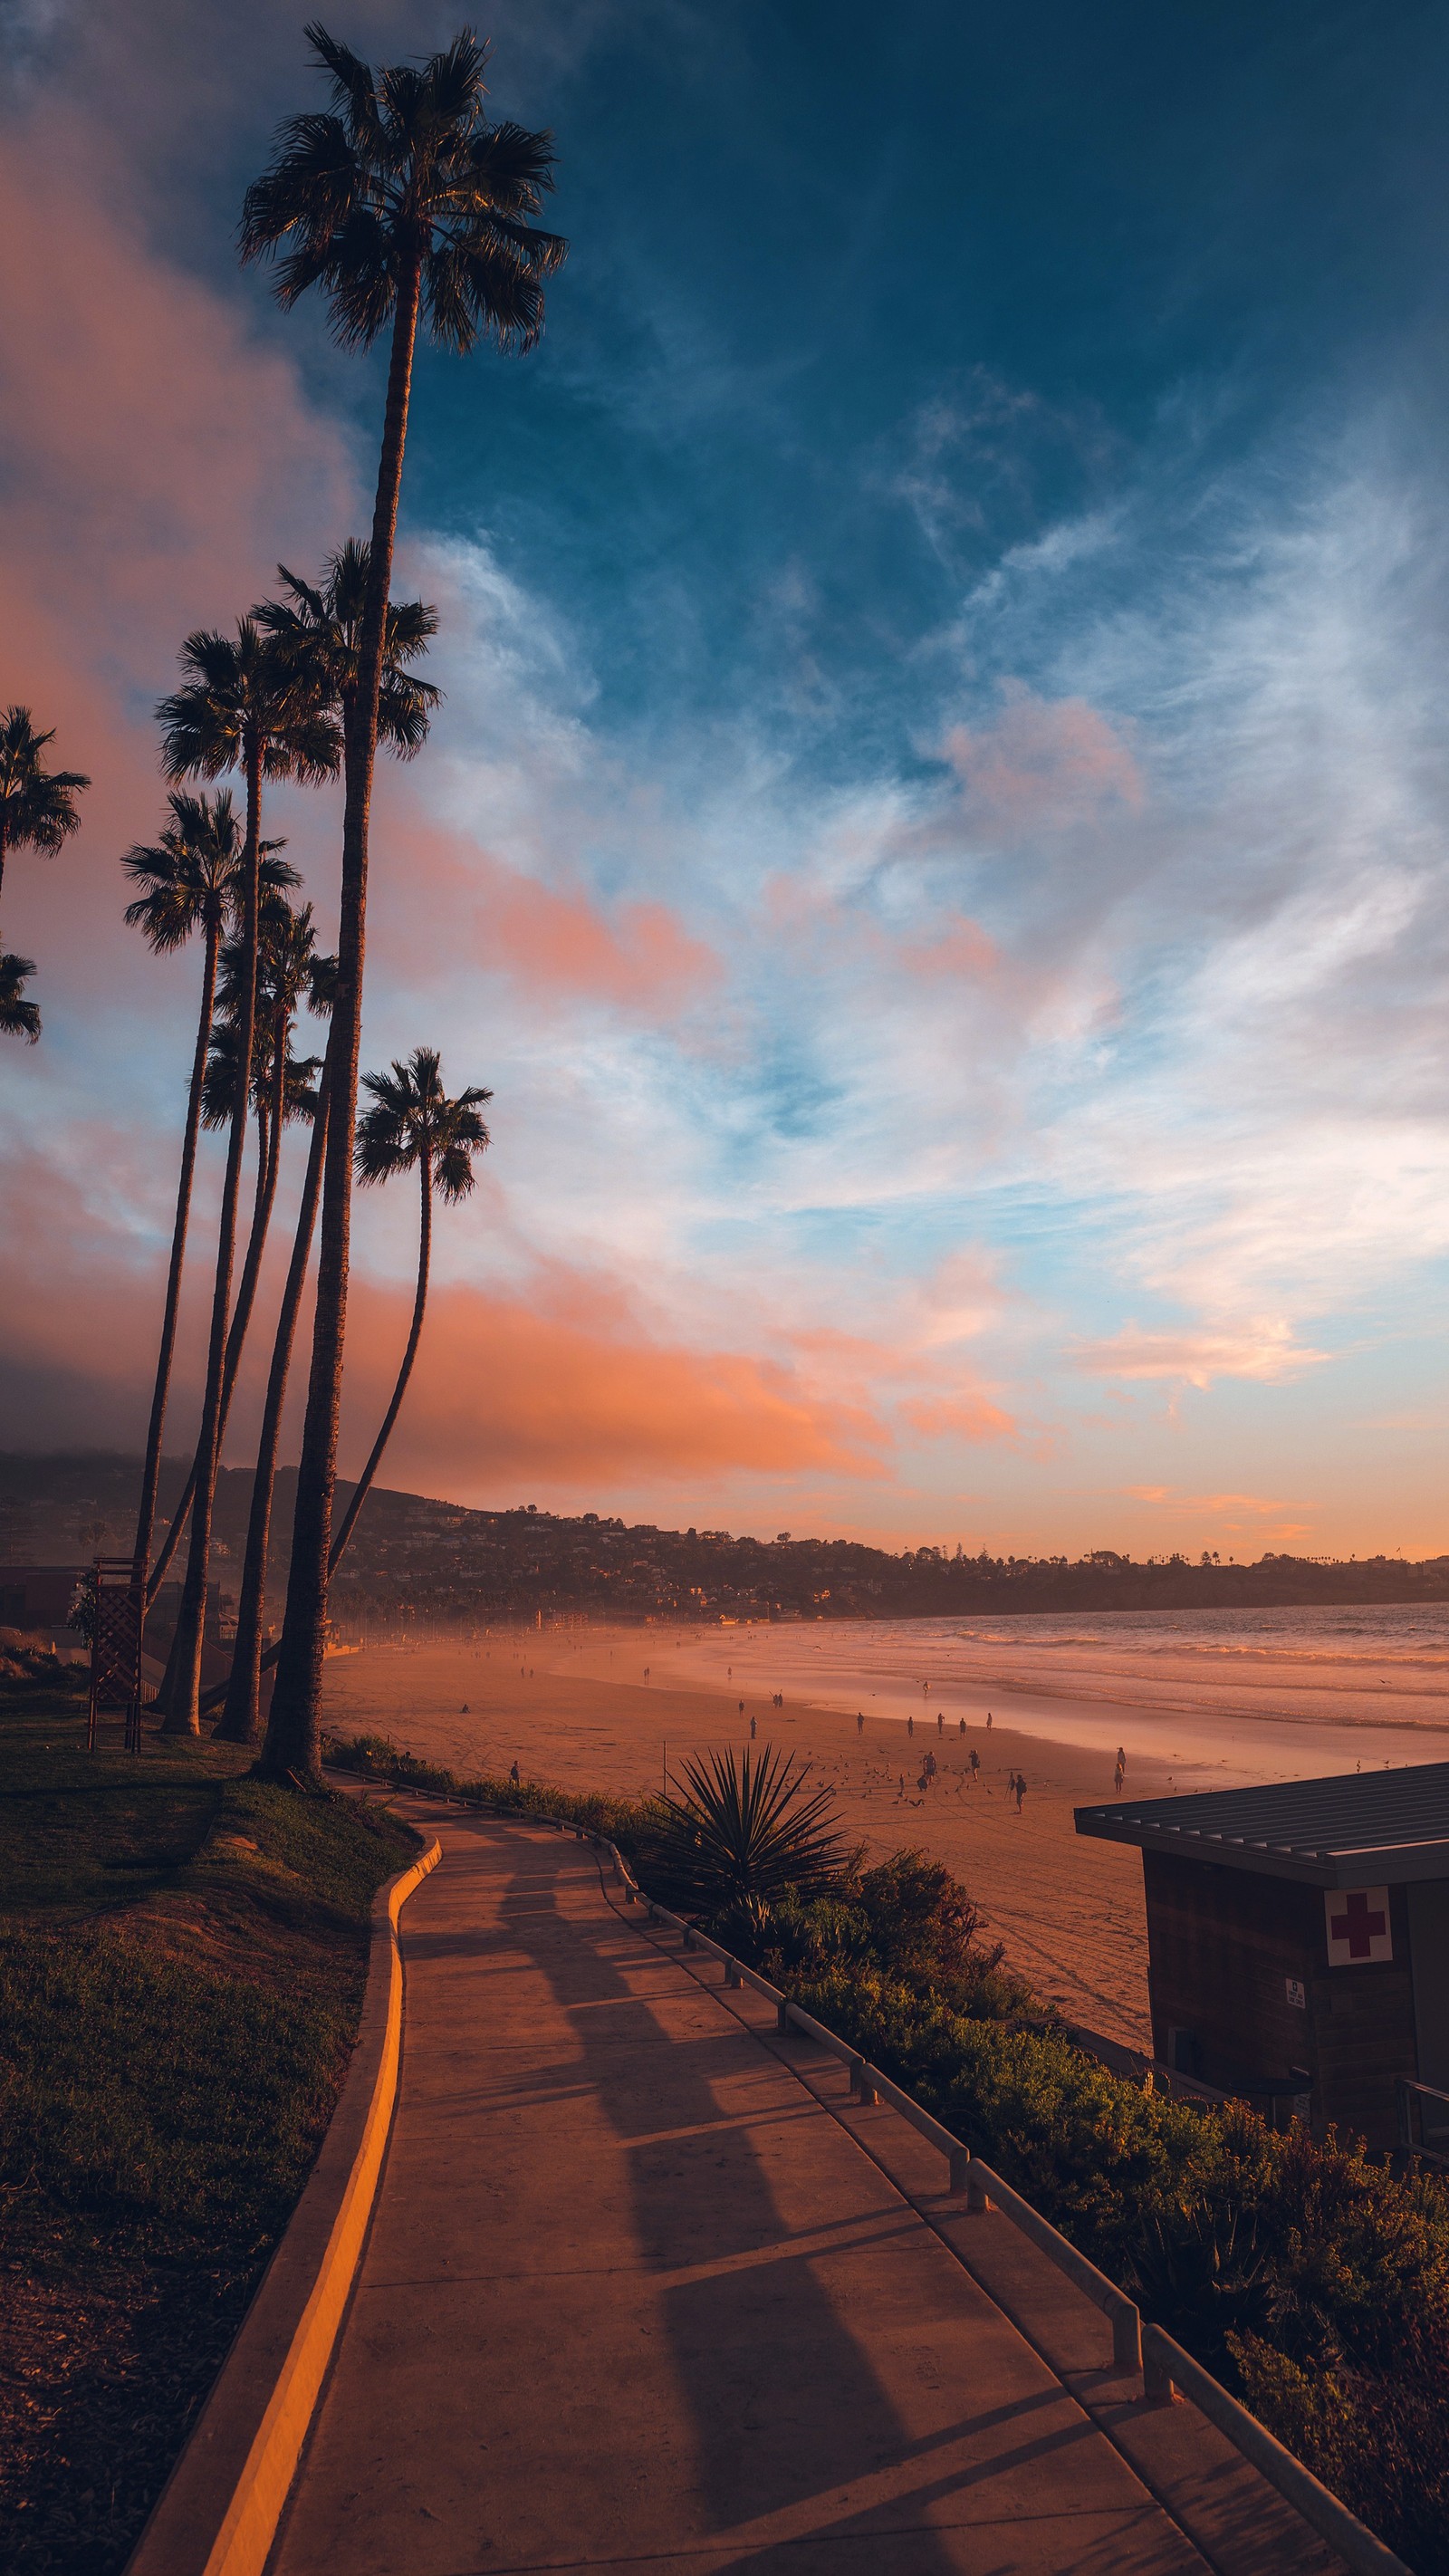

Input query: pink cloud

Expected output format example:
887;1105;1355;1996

0;108;353;981
1074;1321;1329;1389
940;684;1144;835
371;809;720;1017
897;1390;1018;1444
335;1269;891;1490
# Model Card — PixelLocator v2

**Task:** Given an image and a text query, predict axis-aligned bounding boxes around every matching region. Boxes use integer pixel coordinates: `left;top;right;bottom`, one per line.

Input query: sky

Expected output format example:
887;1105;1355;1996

2;0;1447;1558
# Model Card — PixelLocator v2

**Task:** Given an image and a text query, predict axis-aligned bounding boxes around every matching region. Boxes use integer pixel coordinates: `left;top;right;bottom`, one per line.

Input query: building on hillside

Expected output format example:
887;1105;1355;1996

0;1563;86;1628
1075;1764;1449;2152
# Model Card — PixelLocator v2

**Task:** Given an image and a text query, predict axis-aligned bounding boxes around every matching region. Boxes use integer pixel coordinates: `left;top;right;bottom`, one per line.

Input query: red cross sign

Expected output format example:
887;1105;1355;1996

1324;1886;1392;1966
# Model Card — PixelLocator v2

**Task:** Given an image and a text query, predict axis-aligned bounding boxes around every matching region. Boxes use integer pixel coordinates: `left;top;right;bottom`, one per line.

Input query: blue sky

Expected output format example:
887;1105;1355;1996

1;0;1447;1553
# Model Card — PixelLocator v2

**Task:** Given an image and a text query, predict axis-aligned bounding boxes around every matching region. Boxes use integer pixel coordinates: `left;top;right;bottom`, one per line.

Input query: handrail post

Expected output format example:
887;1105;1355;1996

776;1997;791;2032
1112;2299;1143;2375
850;2057;878;2106
1143;2338;1179;2407
966;2165;992;2213
724;1958;741;1986
948;2146;970;2195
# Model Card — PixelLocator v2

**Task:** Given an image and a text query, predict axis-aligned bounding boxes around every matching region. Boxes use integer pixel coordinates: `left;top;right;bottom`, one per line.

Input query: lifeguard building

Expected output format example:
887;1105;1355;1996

1075;1764;1449;2151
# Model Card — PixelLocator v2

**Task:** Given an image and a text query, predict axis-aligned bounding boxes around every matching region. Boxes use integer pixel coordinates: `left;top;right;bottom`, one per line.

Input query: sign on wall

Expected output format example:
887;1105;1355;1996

1324;1886;1392;1966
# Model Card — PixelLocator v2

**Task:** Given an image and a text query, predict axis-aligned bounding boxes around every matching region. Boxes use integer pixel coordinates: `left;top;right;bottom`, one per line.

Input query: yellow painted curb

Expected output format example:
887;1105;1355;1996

126;1834;441;2576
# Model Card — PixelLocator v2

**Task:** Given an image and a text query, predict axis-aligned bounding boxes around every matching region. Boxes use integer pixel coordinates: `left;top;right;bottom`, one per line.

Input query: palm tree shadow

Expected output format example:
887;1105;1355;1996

504;1846;966;2558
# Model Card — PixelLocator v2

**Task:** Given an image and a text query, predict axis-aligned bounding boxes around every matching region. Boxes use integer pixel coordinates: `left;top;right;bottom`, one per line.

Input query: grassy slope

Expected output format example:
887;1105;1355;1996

0;1672;416;2576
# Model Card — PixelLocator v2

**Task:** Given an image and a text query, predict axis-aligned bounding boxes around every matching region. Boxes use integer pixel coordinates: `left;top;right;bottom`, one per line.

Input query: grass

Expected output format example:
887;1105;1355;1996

0;1672;417;2576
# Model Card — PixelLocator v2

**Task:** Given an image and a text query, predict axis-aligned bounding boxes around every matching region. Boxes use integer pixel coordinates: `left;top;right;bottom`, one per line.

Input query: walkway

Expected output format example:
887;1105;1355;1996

269;1812;1343;2574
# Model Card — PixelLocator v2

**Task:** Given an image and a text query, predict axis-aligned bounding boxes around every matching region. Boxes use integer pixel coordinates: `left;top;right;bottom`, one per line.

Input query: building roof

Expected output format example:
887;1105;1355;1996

1075;1761;1449;1887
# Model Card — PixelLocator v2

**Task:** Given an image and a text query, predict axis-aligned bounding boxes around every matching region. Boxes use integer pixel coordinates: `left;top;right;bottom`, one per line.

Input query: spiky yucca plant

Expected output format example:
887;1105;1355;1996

657;1745;852;1915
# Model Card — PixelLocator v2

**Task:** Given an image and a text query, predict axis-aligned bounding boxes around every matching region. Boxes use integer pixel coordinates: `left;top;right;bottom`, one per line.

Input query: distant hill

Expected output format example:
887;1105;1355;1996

3;1450;1446;1627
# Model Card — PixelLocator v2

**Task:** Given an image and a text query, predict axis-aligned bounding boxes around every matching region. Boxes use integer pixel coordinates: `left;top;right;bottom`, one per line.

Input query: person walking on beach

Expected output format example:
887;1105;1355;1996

1014;1772;1026;1815
750;1713;757;1740
936;1710;944;1733
509;1760;521;1786
1115;1746;1126;1796
969;1746;980;1785
958;1716;966;1736
857;1710;865;1733
986;1709;993;1730
907;1712;915;1737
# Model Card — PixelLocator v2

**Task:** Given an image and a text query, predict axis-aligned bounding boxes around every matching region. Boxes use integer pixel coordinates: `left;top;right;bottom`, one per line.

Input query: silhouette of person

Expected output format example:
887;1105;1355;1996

1114;1747;1126;1795
857;1710;865;1733
750;1714;757;1739
509;1760;520;1786
907;1714;914;1737
936;1711;944;1733
1014;1773;1026;1814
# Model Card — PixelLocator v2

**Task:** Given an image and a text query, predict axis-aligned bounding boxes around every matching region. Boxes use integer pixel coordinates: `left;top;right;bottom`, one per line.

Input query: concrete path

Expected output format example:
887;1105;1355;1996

269;1812;1342;2575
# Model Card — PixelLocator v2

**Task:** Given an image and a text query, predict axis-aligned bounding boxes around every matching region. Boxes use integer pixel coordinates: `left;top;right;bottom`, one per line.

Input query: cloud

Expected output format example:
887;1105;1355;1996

0;104;354;994
897;1391;1018;1444
338;1271;892;1492
938;684;1145;836
371;812;720;1019
1072;1321;1329;1389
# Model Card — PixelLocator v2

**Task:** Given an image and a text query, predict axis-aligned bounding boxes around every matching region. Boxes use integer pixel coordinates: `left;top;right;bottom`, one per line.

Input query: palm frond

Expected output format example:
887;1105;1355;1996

240;27;565;355
0;706;91;854
0;952;41;1043
355;1044;491;1189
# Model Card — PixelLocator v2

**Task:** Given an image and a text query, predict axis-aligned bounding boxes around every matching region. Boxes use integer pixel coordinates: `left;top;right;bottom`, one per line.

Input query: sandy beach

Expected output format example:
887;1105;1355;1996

321;1602;1449;2055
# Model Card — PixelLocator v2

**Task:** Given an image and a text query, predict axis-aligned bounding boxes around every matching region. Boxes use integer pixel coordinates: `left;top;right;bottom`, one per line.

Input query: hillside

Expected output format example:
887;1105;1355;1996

3;1451;1447;1628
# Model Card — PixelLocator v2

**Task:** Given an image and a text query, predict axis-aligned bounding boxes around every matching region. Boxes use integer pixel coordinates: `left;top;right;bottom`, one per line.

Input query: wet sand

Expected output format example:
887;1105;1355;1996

321;1625;1167;2049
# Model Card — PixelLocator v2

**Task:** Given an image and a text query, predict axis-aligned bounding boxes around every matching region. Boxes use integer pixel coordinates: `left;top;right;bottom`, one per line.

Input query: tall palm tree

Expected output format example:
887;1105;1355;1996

152;624;337;1735
254;1047;489;1780
0;952;41;1043
0;706;90;942
214;949;335;1746
121;791;298;1603
242;22;564;1783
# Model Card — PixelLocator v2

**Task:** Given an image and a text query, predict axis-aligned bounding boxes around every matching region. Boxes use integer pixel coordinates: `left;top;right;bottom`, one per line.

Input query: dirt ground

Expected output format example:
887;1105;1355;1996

321;1625;1167;2049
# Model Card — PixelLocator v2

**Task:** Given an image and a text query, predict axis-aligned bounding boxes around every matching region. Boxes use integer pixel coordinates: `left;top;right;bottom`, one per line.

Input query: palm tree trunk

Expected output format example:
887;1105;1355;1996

131;918;219;1602
0;817;8;945
215;1064;330;1745
146;1025;284;1607
264;249;425;1786
159;736;264;1735
327;1155;430;1574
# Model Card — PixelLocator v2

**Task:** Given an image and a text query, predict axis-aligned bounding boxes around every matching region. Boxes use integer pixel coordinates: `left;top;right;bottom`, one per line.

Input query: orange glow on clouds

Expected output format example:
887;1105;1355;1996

336;1273;890;1491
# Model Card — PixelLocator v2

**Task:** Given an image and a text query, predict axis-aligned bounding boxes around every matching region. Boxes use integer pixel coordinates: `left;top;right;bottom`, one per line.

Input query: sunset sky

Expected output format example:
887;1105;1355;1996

2;0;1447;1557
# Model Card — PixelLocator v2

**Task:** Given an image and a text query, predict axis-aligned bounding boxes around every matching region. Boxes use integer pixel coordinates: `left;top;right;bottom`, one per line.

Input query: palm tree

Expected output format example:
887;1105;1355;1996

252;1048;489;1778
332;1047;490;1565
242;22;564;1782
146;903;322;1610
0;706;90;942
121;791;299;1603
0;952;41;1043
152;623;337;1735
214;949;336;1747
656;1746;851;1916
257;540;440;756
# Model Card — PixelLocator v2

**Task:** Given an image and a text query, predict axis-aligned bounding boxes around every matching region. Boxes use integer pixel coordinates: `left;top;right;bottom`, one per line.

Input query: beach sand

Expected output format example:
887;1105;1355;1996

321;1624;1167;2049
